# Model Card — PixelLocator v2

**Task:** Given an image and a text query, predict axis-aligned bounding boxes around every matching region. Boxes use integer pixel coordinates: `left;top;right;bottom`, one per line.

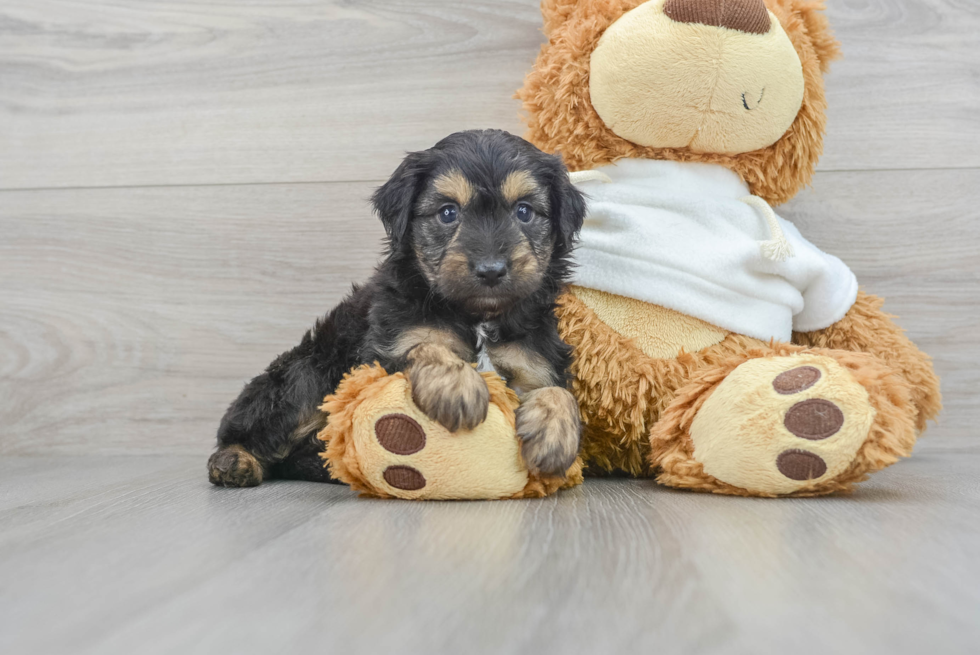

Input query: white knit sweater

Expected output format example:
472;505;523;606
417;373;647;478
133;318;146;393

569;159;858;343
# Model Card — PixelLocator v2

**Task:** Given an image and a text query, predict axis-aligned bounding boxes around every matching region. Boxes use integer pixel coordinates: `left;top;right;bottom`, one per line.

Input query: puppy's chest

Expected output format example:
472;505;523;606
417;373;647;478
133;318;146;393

474;322;498;374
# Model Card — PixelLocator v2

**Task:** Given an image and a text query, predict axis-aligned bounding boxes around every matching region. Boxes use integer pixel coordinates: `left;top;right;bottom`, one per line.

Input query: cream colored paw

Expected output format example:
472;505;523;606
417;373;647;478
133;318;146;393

349;375;528;500
690;355;876;495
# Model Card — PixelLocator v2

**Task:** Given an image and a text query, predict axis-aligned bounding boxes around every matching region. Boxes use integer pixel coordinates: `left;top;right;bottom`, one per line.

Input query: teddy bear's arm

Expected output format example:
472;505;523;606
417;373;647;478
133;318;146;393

792;291;941;430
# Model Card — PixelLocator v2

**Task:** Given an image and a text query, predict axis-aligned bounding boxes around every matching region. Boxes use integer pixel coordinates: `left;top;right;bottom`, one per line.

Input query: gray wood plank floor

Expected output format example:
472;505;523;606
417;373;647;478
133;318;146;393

1;0;979;652
1;453;978;655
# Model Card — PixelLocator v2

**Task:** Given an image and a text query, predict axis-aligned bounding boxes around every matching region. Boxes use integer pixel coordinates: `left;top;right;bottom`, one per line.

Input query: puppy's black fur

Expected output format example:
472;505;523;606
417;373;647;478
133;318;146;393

208;130;586;487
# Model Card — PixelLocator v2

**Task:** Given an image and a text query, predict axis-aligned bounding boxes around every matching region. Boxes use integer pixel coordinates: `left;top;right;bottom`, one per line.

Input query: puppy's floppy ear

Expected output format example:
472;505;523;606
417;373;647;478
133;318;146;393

372;150;430;249
547;153;586;252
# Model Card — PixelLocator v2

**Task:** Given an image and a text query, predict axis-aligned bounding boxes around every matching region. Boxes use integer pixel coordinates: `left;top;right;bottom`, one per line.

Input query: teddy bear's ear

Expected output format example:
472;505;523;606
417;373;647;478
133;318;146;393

541;0;582;37
780;0;841;72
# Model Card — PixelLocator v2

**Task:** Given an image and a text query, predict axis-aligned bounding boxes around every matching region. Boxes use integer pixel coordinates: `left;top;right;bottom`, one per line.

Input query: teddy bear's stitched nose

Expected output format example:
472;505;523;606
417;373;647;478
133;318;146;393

664;0;771;35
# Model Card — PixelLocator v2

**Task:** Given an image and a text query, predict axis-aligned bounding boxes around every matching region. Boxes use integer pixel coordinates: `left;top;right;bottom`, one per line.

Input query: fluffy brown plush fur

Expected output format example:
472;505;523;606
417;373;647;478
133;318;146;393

519;0;941;496
557;291;941;494
649;345;918;497
793;292;942;431
519;0;840;205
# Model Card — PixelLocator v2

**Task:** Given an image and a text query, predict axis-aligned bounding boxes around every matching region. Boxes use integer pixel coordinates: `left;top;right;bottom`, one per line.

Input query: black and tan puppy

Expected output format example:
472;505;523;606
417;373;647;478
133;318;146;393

208;129;587;487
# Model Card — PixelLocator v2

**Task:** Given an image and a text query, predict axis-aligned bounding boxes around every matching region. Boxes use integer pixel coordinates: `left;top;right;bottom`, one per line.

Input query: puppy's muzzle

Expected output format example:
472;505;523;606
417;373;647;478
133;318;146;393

473;258;508;288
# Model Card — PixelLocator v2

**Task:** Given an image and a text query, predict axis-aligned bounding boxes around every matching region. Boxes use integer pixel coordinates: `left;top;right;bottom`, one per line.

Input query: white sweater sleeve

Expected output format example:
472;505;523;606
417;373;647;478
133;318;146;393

775;216;859;333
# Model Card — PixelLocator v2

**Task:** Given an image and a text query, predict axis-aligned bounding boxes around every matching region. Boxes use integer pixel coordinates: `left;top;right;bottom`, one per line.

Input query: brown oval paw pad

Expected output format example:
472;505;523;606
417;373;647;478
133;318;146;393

776;450;828;481
773;366;821;394
383;465;426;491
375;414;426;455
784;398;844;440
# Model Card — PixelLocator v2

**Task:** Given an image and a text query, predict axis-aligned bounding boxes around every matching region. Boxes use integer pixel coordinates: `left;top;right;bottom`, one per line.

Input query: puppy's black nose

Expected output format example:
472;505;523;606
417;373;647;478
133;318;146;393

474;260;508;287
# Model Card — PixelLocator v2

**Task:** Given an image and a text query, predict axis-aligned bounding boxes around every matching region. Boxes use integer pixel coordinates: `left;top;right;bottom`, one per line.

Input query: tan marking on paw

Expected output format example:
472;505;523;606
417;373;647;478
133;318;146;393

487;342;557;395
392;326;473;361
408;342;489;432
433;169;474;206
516;386;582;476
208;445;263;487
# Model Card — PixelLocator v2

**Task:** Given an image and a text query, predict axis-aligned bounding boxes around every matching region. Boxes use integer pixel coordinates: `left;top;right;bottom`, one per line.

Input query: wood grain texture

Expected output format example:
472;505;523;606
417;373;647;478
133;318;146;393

0;181;386;455
0;0;545;190
1;169;977;455
1;0;978;190
822;0;980;171
0;454;977;655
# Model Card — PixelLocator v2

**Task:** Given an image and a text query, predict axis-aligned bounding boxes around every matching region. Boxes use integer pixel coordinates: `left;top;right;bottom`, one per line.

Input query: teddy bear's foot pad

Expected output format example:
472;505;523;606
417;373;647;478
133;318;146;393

374;415;429;490
689;356;876;495
381;462;427;491
374;414;426;455
772;366;821;394
783;398;844;440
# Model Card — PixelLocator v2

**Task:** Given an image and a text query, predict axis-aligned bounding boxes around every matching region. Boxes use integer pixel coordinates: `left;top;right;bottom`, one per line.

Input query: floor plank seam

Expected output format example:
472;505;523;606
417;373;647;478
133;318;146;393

2;165;979;195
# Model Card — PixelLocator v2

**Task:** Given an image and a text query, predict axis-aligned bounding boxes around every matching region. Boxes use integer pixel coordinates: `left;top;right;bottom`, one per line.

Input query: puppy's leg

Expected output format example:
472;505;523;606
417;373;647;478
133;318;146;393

407;342;490;432
209;343;336;487
271;432;342;484
486;338;582;475
515;386;581;476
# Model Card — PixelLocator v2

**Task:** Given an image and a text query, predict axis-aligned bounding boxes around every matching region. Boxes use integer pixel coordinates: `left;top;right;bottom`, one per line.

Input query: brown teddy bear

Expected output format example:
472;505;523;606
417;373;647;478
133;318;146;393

517;0;942;496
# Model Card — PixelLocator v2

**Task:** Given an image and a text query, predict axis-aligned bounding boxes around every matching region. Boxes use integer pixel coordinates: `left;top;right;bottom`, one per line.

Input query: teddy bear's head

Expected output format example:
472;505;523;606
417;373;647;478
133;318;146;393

519;0;840;205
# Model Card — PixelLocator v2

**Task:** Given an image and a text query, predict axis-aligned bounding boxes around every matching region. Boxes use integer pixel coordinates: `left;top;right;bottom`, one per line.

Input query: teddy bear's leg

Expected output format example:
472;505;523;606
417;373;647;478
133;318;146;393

794;291;941;430
650;347;917;497
319;365;582;500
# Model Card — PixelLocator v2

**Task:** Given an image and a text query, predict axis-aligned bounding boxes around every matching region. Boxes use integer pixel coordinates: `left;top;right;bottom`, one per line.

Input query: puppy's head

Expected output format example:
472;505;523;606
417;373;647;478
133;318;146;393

372;130;586;316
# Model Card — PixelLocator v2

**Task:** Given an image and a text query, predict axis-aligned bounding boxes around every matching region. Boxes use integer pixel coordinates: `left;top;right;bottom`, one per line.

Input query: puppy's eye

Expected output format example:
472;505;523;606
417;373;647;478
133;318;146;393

438;205;459;224
515;203;534;223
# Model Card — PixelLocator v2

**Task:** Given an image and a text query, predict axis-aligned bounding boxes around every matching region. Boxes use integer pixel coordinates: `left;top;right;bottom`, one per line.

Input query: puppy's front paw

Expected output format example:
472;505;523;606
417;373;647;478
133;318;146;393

516;387;581;476
408;343;490;432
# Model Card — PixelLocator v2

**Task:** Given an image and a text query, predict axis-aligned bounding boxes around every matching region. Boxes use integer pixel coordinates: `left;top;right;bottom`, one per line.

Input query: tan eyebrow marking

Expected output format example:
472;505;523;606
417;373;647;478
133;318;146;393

432;170;474;206
501;170;541;204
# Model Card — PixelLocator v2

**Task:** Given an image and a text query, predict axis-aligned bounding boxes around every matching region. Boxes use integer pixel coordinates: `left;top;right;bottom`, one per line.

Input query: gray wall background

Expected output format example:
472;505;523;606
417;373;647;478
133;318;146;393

1;0;978;456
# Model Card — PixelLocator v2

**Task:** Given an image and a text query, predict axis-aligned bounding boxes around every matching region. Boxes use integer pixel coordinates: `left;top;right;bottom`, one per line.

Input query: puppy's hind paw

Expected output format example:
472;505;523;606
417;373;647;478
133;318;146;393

516;387;581;476
208;445;264;487
408;343;490;432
